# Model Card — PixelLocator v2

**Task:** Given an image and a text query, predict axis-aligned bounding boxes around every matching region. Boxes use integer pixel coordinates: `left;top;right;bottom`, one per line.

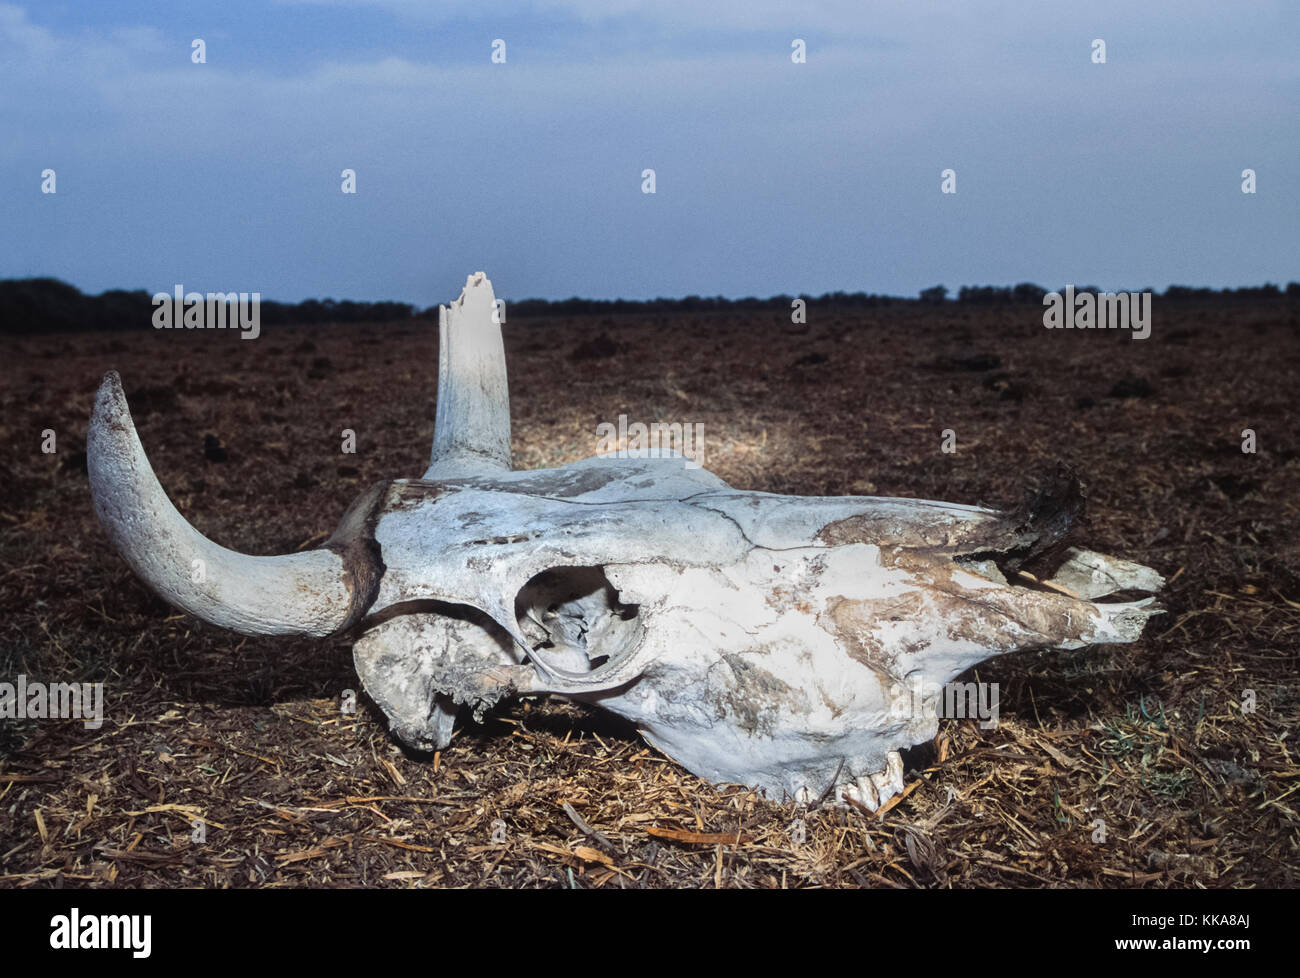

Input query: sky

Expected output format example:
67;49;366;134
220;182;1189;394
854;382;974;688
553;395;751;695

2;1;1297;306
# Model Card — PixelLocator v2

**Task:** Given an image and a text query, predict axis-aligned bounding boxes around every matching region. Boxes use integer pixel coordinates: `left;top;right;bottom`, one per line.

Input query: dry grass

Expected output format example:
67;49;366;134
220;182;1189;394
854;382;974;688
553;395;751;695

1;298;1297;887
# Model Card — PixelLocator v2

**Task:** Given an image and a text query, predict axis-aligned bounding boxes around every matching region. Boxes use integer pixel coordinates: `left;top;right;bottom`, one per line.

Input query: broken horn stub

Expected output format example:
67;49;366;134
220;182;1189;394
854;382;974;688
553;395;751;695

88;370;358;637
427;271;512;480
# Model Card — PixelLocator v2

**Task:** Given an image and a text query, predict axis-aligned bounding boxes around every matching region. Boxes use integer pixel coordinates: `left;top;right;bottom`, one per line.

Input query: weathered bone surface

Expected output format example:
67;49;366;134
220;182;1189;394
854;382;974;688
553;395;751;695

89;271;1164;808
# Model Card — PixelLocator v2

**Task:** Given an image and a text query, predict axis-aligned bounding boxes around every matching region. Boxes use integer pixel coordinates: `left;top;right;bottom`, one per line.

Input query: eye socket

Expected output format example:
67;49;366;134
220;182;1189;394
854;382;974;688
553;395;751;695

515;566;643;681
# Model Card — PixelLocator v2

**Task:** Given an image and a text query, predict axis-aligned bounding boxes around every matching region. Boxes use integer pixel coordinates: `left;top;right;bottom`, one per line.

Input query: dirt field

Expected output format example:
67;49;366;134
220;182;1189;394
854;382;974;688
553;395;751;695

2;297;1297;888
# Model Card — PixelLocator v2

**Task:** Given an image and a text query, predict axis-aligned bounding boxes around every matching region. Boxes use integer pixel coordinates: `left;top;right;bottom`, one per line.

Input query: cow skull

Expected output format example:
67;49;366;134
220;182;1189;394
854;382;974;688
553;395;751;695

89;272;1163;808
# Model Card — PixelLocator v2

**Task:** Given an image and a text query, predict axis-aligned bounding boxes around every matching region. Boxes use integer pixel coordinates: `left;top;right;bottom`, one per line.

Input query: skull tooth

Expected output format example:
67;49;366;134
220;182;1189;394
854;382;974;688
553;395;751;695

842;776;880;812
870;751;906;807
886;750;906;795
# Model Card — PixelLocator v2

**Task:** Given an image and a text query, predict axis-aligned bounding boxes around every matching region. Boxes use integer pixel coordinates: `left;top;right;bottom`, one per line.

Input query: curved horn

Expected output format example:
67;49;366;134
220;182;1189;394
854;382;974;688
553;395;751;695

88;371;354;637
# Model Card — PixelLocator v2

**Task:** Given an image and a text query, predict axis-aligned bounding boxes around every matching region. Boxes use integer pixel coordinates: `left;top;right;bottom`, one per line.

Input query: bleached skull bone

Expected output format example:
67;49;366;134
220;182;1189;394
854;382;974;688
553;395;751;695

88;271;1163;809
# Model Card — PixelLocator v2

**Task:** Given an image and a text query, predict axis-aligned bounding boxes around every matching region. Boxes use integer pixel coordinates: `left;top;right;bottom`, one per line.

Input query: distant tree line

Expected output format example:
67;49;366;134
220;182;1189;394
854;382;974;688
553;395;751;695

0;278;416;335
506;291;907;318
489;282;1300;316
925;282;1298;305
1;276;1296;334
